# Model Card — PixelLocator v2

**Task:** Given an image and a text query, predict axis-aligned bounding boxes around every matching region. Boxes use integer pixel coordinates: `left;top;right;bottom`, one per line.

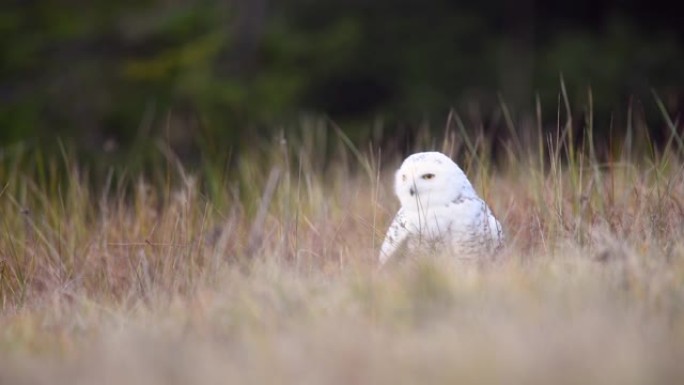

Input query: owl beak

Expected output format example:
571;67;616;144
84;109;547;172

409;186;416;196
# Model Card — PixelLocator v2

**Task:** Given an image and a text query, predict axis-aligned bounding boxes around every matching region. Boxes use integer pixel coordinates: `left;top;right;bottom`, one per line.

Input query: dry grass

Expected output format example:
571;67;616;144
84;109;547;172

2;106;684;384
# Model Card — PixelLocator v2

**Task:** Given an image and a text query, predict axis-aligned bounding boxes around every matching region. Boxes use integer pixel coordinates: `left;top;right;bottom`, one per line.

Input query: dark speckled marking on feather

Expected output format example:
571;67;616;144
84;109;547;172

409;152;445;164
412;153;429;161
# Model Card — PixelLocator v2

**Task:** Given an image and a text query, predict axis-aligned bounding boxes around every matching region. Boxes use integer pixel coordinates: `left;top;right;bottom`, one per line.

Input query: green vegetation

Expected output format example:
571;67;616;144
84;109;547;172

1;93;684;383
2;0;682;161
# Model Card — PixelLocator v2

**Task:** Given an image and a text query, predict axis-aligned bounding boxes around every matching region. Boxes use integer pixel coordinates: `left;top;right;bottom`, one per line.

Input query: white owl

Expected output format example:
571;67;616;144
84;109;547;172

379;151;503;265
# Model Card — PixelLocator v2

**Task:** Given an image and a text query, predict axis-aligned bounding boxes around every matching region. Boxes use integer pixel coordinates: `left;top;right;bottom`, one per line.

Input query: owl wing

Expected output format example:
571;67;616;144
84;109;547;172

379;208;411;265
483;203;504;251
452;196;504;254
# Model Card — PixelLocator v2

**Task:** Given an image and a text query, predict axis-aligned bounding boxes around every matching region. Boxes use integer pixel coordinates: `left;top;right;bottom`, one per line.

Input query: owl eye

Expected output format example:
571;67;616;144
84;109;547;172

421;173;435;180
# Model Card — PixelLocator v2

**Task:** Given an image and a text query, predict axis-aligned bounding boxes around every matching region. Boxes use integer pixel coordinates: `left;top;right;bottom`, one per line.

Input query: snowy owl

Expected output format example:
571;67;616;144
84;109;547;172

379;151;503;265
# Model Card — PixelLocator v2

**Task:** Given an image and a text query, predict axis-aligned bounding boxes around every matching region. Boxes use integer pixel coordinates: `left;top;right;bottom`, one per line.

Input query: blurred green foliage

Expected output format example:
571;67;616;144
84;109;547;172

1;0;682;165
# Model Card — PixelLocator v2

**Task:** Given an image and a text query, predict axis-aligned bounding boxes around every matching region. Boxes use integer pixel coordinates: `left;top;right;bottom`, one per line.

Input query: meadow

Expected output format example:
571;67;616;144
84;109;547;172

1;98;684;384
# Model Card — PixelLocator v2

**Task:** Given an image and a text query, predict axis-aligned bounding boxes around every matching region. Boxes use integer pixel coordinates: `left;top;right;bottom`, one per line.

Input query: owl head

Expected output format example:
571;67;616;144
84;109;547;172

394;152;473;211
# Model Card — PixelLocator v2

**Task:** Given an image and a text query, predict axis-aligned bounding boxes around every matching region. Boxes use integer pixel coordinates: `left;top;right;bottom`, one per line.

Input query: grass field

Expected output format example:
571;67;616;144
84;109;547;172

1;103;684;384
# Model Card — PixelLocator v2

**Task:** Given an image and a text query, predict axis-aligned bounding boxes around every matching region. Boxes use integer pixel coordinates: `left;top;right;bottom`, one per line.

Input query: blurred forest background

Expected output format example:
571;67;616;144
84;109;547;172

1;0;683;166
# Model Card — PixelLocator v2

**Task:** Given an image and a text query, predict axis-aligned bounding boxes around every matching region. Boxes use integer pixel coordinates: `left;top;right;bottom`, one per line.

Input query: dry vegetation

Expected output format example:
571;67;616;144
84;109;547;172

2;103;684;384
